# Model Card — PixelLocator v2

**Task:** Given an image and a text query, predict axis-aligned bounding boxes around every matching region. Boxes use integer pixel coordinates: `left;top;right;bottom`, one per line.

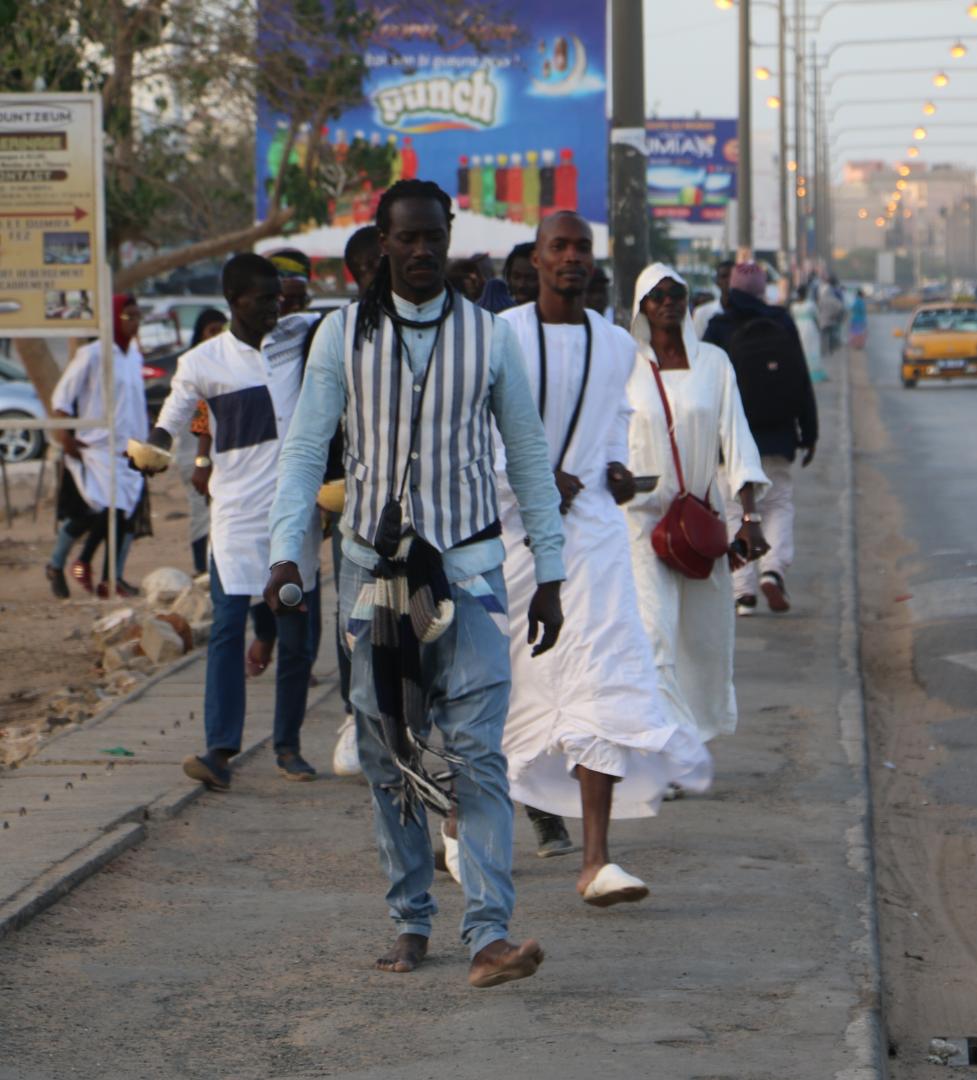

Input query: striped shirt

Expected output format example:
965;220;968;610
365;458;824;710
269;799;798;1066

270;289;565;585
157;315;321;595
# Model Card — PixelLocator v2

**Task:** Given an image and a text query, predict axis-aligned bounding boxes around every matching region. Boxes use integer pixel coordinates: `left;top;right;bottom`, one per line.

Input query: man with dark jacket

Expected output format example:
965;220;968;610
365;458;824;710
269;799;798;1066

704;262;818;615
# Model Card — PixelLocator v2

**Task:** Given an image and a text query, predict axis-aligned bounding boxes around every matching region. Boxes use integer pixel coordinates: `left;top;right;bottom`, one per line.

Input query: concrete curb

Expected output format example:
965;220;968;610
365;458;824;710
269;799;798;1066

835;351;889;1080
35;649;202;752
0;822;145;941
2;668;339;937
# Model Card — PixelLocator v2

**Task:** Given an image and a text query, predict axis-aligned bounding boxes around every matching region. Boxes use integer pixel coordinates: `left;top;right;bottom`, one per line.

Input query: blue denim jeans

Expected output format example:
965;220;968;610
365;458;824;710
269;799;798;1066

204;558;314;756
339;558;514;958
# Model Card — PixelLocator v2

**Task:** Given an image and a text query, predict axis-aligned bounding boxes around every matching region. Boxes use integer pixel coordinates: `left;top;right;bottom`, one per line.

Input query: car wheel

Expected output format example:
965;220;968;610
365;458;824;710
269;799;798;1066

901;377;917;389
0;411;45;463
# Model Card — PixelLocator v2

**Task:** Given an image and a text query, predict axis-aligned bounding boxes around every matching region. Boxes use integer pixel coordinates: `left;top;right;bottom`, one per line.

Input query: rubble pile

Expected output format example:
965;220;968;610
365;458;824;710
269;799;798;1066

1;570;213;768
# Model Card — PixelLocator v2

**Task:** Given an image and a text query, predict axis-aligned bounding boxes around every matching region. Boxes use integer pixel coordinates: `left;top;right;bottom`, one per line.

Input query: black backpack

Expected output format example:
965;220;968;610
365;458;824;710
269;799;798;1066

725;315;806;429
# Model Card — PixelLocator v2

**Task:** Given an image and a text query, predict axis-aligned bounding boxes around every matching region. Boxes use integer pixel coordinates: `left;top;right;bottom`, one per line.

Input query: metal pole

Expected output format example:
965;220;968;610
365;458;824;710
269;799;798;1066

610;0;649;326
778;0;790;274
811;44;822;269
794;0;806;273
738;0;753;254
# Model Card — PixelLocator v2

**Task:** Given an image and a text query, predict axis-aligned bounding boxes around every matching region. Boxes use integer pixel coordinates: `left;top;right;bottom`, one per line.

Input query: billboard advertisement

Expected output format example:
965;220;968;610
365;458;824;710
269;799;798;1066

646;118;738;224
256;2;609;259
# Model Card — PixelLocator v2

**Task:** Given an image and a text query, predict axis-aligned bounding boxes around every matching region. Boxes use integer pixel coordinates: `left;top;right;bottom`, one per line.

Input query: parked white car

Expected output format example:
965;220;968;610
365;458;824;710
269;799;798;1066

0;357;46;464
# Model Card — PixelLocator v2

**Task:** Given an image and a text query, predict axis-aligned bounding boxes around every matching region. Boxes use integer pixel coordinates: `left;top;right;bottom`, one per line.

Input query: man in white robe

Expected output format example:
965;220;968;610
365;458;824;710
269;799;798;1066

497;213;712;907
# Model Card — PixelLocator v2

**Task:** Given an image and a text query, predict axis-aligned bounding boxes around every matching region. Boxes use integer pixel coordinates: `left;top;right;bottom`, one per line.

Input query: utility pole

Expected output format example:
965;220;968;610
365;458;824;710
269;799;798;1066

738;0;753;253
610;0;649;325
778;0;790;274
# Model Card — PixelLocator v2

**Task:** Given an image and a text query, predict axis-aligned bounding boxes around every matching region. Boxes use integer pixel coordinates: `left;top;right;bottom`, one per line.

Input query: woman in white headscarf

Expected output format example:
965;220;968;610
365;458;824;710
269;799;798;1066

625;264;769;744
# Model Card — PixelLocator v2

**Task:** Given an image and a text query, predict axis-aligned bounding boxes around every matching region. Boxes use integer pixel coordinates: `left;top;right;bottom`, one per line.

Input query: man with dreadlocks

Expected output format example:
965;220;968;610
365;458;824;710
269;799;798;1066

265;179;565;989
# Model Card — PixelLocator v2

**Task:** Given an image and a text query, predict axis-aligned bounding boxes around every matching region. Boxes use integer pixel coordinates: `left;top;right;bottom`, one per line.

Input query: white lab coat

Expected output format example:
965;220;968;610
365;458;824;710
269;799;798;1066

51;340;147;515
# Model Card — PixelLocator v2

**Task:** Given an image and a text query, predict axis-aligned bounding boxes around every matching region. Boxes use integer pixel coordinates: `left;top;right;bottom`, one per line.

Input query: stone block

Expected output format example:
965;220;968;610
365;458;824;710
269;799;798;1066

139;617;186;665
141;567;192;606
170;585;212;625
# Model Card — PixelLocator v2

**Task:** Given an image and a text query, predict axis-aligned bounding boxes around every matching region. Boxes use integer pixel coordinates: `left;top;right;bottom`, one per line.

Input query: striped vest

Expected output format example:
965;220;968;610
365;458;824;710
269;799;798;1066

340;294;498;552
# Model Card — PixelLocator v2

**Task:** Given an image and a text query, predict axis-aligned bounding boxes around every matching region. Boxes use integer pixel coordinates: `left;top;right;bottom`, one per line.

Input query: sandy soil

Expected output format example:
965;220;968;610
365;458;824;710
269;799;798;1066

0;459;198;766
851;346;977;1078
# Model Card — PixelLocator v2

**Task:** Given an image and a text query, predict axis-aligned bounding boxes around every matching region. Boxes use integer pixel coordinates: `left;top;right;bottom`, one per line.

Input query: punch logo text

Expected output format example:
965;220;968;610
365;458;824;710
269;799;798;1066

374;68;498;128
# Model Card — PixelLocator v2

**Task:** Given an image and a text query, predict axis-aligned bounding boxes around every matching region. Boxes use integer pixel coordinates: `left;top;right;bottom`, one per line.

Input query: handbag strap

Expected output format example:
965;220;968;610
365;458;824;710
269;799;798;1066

649;360;687;496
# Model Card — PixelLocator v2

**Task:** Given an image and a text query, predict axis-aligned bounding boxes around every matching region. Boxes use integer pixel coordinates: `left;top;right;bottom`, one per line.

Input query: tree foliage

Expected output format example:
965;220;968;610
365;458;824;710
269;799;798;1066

0;0;514;287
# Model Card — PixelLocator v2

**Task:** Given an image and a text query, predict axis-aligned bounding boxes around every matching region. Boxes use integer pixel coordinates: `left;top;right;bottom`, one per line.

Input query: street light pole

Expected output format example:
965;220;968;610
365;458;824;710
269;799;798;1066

778;0;790;272
794;0;806;272
738;0;753;252
610;0;648;325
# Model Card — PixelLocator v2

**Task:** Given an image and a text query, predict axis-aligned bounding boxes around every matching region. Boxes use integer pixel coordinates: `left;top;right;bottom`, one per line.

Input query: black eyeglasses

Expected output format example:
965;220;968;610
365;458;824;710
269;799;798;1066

644;284;687;303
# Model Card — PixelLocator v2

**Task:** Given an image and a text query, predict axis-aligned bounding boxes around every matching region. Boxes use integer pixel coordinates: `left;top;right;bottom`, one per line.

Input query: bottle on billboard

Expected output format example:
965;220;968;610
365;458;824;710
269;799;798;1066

401;136;418;180
495;153;509;219
555;148;578;211
523;150;541;226
335;128;349;163
469;154;483;213
540;149;556;217
387;134;402;182
458;155;470;210
508;152;524;223
482;154;497;217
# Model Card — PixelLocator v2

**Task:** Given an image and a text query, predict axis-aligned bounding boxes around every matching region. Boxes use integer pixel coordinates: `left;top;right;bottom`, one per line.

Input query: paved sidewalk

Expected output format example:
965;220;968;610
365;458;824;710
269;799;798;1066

0;613;342;939
0;355;885;1079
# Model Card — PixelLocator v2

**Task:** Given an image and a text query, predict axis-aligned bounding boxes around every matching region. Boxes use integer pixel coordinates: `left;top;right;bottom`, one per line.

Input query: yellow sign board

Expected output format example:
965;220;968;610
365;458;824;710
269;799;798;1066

0;93;106;337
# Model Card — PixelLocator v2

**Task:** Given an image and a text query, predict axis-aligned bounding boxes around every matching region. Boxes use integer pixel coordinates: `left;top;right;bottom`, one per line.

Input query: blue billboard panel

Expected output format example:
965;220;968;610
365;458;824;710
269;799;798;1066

646;119;738;224
256;3;608;257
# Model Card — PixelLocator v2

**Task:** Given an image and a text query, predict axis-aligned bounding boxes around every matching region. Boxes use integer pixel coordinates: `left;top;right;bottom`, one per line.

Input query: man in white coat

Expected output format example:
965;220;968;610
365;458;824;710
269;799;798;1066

497;213;712;906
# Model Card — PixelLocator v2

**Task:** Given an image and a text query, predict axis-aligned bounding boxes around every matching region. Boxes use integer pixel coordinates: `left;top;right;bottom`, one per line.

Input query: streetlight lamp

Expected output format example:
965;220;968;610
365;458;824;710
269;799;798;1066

755;65;773;79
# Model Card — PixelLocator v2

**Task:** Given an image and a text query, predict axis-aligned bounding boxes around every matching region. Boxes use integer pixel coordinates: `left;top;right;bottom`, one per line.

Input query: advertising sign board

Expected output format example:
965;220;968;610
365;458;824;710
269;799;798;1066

0;94;105;336
256;2;609;257
646;118;738;224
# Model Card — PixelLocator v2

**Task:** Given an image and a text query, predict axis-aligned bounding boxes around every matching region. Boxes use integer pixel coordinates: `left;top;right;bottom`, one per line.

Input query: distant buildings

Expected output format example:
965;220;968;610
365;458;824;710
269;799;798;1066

833;160;977;281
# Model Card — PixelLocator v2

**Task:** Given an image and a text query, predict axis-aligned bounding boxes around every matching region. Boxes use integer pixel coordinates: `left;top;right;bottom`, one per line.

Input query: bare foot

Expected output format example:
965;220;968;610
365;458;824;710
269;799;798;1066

246;638;273;678
468;938;544;988
576;863;604;896
375;933;428;974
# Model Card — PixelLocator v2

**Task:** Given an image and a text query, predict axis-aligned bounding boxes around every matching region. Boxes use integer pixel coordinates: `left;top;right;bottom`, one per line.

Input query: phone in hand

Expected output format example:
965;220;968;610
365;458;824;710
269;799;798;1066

632;475;659;493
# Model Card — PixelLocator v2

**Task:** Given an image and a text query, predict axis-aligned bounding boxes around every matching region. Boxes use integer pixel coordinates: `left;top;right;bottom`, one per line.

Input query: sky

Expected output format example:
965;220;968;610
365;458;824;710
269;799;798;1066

643;0;977;176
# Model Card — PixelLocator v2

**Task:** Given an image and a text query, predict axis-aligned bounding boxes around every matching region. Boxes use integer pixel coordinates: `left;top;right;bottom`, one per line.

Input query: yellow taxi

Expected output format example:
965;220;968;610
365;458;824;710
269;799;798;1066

894;302;977;388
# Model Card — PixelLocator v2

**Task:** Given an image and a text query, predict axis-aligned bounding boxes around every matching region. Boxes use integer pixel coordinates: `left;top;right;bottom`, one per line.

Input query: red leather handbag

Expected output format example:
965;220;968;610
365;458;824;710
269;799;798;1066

649;362;729;580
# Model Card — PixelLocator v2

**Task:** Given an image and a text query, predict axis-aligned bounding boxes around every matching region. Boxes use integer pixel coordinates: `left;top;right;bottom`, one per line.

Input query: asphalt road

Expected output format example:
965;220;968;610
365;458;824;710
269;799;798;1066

0;359;881;1079
853;314;977;1077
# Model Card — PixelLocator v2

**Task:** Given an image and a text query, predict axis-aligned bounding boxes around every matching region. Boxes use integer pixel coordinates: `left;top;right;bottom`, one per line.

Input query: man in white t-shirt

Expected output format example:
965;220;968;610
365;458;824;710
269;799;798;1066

132;253;322;792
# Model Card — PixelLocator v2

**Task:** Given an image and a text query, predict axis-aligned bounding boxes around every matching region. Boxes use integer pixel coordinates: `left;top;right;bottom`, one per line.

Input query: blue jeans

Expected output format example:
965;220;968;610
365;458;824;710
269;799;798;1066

204;558;314;756
339;558;514;958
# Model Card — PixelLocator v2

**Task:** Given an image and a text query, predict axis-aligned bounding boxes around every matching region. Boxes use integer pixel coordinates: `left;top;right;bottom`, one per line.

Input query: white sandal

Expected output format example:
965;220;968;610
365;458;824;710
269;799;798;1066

582;863;650;907
441;823;462;885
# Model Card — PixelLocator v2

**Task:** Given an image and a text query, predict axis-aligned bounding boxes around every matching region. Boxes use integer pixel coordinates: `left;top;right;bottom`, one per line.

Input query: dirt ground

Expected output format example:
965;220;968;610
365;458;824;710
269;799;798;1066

851;345;977;1077
0;460;198;766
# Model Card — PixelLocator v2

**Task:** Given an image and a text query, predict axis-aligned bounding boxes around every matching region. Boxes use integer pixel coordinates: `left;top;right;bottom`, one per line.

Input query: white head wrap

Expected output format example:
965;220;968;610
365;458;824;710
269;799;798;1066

629;262;700;361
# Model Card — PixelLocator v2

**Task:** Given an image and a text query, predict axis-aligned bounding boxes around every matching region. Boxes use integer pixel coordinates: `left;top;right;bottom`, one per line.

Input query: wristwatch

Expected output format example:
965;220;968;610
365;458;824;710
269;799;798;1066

194;455;212;469
742;512;763;524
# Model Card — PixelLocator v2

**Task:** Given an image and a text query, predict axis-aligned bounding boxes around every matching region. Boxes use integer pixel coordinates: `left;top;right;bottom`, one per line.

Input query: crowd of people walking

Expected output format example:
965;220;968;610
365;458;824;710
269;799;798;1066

46;175;839;990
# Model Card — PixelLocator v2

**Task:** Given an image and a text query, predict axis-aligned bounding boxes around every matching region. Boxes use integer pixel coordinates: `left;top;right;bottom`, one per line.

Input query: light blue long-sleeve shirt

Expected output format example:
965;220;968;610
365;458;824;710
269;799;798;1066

269;290;565;585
